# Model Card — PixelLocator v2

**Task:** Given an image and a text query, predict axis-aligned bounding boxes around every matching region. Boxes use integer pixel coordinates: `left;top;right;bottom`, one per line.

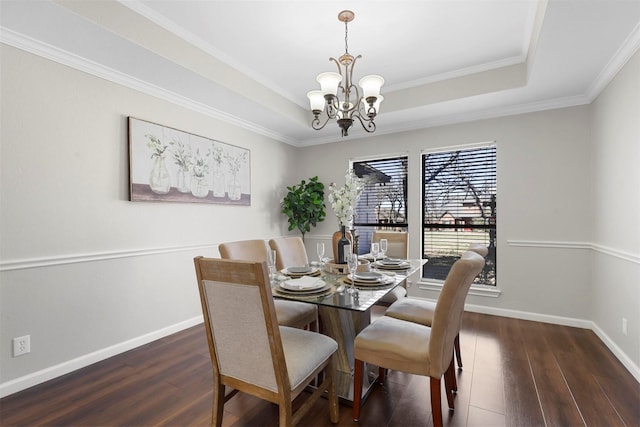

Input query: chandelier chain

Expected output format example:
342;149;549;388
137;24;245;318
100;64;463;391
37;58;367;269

344;21;349;54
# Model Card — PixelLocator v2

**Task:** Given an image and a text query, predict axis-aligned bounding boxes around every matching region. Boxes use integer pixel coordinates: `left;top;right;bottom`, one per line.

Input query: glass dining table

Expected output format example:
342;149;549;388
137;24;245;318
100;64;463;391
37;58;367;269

271;258;427;404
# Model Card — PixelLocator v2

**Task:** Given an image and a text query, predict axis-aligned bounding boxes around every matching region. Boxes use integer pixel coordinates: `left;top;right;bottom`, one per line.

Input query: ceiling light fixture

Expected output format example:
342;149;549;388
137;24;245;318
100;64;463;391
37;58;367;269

307;10;384;137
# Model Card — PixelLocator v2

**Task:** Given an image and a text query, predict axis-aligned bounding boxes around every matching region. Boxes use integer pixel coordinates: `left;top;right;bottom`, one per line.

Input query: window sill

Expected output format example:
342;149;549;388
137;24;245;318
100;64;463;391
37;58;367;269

416;280;501;298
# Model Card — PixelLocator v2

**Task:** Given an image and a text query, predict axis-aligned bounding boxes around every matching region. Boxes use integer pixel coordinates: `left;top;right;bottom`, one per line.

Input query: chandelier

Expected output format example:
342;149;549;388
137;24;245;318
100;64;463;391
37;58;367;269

307;10;384;137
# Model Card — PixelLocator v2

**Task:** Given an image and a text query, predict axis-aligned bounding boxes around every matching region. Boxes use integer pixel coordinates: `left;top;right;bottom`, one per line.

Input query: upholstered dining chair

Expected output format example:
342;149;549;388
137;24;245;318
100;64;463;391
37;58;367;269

384;245;488;369
372;230;409;259
219;239;317;331
268;237;310;271
352;251;485;427
372;230;410;306
194;257;339;427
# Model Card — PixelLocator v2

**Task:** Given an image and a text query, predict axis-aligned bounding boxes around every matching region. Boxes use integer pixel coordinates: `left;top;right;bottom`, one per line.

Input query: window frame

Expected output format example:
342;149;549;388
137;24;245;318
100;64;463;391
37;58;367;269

420;142;497;288
350;153;409;255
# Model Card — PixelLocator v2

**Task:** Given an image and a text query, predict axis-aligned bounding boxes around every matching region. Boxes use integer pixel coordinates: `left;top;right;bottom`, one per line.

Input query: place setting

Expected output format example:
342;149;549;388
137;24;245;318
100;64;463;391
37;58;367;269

342;270;395;289
273;275;333;298
373;258;412;270
280;265;322;278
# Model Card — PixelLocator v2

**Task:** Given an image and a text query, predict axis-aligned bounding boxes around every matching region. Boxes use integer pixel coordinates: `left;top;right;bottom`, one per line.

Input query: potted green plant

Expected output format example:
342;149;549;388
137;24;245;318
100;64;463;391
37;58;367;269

281;176;326;241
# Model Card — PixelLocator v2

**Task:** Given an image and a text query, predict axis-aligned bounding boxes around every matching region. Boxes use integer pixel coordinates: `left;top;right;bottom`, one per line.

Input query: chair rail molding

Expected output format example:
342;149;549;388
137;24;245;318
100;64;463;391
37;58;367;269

507;239;640;264
0;243;217;271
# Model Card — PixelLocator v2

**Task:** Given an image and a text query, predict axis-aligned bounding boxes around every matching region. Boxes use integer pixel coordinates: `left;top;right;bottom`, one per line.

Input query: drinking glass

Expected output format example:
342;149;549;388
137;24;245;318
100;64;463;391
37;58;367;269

380;239;388;260
346;253;359;295
267;249;277;279
316;242;325;267
370;242;380;263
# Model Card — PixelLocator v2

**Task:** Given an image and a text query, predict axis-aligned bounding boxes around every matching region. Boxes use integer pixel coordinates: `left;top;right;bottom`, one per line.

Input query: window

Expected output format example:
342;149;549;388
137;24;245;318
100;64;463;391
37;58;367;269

422;144;496;285
352;156;408;255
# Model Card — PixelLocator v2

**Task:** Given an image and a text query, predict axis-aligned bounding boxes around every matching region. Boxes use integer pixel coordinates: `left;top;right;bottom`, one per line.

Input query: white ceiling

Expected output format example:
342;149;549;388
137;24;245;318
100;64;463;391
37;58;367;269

1;0;639;146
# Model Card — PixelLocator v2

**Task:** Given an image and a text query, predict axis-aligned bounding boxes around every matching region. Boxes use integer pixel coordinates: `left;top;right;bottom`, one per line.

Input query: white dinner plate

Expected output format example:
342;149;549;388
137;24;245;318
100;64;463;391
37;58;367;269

287;266;313;274
279;276;325;291
354;271;383;282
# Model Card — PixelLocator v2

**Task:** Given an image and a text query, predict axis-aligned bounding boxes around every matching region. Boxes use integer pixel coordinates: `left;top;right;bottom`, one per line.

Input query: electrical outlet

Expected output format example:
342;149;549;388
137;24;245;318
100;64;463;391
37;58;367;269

13;335;30;357
622;318;628;336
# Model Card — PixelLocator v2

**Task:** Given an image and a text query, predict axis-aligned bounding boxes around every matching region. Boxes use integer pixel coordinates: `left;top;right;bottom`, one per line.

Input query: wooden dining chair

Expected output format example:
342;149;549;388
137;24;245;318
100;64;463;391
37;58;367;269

219;239;317;331
352;251;485;427
372;230;409;306
194;257;339;427
268;237;310;271
384;245;488;369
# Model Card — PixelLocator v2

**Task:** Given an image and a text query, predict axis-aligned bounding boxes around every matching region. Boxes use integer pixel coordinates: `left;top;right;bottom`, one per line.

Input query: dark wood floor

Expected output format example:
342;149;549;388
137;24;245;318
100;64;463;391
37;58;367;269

1;310;638;427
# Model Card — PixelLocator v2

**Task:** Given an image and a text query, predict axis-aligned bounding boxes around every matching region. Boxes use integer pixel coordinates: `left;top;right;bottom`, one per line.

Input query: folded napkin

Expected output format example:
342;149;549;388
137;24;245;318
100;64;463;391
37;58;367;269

283;276;323;290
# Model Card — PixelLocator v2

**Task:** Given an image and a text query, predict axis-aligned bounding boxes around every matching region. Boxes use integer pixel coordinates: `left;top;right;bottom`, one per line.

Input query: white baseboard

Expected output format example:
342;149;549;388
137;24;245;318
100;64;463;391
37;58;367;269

0;316;204;398
464;303;640;382
591;322;640;383
3;303;638;398
404;296;640;382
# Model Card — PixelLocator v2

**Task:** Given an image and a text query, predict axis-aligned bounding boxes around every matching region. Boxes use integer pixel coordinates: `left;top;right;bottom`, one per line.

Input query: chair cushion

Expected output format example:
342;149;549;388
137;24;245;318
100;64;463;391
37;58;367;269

280;326;338;390
354;316;432;377
384;298;435;326
377;286;407;305
274;300;317;329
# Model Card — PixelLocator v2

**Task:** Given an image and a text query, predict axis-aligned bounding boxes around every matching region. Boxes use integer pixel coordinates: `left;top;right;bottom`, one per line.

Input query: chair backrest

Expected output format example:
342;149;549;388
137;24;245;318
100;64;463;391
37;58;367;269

372;231;409;258
428;251;485;376
269;237;309;270
467;243;488;258
219;239;268;262
194;257;289;396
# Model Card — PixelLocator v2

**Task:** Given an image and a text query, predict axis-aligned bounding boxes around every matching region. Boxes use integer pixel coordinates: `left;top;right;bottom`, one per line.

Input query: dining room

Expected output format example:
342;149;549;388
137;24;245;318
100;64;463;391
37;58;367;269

1;1;639;426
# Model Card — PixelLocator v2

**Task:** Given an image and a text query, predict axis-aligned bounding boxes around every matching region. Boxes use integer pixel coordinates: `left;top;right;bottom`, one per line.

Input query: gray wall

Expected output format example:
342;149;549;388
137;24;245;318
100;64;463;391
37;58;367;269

1;44;638;396
590;51;640;368
0;45;297;393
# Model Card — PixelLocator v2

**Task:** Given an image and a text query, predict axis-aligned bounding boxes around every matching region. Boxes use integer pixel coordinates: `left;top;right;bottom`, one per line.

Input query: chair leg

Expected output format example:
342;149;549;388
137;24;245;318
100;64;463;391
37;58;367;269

447;351;458;393
279;401;293;427
327;356;339;423
353;359;364;421
454;333;463;369
211;383;225;427
444;359;455;410
430;377;443;427
378;367;386;384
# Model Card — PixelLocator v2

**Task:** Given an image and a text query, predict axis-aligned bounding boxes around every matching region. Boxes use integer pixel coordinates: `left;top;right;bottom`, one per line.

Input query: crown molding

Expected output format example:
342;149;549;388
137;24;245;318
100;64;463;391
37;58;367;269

586;21;640;101
0;28;299;146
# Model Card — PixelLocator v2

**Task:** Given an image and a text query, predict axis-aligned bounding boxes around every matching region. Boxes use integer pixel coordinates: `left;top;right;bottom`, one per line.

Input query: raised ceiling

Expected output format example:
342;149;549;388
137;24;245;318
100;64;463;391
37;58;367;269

1;0;639;146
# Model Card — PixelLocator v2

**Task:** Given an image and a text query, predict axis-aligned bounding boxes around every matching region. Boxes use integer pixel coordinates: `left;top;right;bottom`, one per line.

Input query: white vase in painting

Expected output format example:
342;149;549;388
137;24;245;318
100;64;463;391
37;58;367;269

149;156;171;195
228;171;241;200
212;167;226;197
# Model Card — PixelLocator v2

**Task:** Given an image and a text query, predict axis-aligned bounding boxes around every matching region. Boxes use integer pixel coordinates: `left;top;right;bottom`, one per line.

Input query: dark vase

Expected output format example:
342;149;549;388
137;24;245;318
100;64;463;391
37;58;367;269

337;225;351;264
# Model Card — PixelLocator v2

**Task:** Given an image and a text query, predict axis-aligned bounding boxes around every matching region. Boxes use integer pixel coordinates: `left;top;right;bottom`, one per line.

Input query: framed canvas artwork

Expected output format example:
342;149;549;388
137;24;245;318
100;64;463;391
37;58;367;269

128;117;251;205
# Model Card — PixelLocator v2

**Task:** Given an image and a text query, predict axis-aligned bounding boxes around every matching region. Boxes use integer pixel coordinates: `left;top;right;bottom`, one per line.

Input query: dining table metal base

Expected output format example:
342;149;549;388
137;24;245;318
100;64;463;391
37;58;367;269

316;305;380;404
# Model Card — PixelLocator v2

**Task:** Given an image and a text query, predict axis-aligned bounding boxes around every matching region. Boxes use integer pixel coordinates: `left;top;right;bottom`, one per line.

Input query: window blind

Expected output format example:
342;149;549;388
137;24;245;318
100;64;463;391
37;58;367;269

422;145;496;285
352;156;408;254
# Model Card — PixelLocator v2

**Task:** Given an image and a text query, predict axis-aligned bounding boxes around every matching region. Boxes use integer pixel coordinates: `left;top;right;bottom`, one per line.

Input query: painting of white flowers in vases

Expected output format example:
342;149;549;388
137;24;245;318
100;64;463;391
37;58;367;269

128;117;251;205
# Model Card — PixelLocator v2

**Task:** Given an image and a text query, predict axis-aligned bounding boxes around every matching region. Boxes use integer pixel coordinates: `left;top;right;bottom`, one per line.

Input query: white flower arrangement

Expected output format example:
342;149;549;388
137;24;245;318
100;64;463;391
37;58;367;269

328;169;364;227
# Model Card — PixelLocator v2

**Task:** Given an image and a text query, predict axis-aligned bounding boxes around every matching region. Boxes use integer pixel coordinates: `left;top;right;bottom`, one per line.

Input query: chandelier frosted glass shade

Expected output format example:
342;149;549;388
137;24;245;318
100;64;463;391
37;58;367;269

307;10;384;137
358;75;384;99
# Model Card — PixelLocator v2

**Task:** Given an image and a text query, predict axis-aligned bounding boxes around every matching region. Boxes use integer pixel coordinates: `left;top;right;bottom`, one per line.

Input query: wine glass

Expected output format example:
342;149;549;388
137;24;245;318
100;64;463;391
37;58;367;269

316;242;325;269
267;249;277;280
370;242;380;264
346;252;359;295
379;239;388;260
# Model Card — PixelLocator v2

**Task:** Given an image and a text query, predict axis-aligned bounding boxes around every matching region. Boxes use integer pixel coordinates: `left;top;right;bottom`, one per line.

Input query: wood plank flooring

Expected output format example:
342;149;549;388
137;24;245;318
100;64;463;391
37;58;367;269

1;311;638;427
